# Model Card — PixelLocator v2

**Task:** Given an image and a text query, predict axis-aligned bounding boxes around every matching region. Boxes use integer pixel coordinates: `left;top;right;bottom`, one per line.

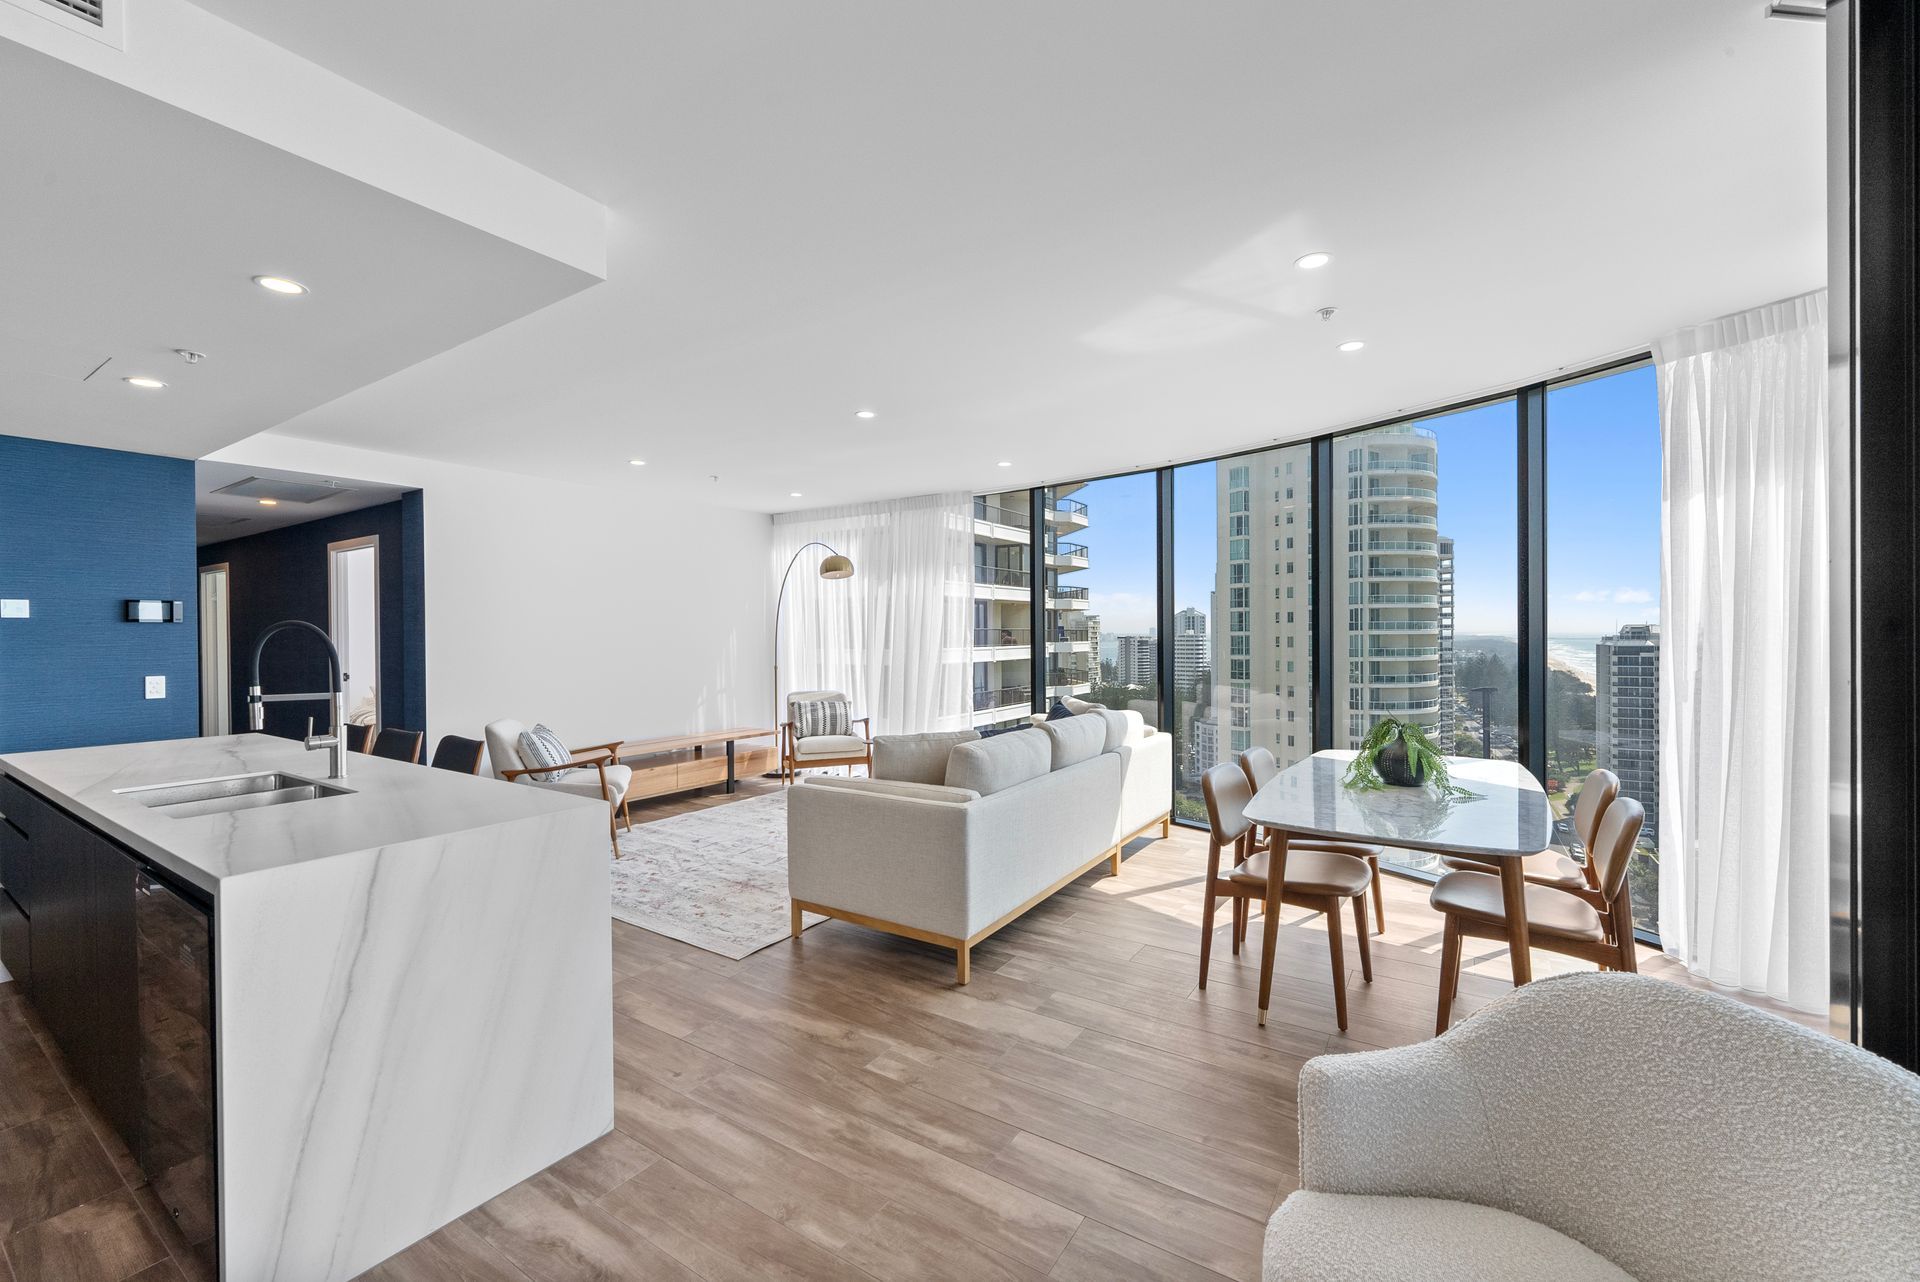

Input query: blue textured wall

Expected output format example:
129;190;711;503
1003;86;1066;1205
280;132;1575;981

0;436;200;753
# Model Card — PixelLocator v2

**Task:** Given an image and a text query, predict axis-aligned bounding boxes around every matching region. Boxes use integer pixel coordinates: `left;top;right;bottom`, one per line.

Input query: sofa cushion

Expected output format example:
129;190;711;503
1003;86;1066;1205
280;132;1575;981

793;696;852;738
801;776;979;804
793;733;868;760
534;762;633;805
1093;707;1147;752
1062;695;1098;715
1046;698;1075;721
1264;1192;1633;1282
872;730;981;785
945;727;1052;796
516;723;575;782
1038;713;1106;771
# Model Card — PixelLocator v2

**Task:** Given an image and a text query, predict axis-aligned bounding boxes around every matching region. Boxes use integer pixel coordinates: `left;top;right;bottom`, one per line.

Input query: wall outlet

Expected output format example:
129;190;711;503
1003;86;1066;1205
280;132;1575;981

145;675;166;700
0;600;26;618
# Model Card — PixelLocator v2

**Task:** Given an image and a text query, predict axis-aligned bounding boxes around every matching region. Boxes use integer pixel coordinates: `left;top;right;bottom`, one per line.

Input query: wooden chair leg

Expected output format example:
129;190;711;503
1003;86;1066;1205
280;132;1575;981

1369;855;1385;933
1323;896;1348;1032
1231;896;1245;955
956;942;971;986
1436;915;1462;1036
1199;881;1220;989
1351;892;1372;984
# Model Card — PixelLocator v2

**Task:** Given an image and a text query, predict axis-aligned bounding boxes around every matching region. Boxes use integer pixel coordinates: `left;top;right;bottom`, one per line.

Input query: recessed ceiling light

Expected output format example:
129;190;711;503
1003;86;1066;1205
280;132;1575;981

997;461;1012;468
253;275;308;295
1338;340;1366;353
1295;252;1333;270
628;458;647;467
122;376;166;389
257;498;279;507
789;491;803;498
854;409;877;419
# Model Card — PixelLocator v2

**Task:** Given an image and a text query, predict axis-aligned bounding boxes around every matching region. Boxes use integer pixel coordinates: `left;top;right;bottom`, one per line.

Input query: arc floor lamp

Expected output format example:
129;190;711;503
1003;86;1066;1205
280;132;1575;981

772;541;855;751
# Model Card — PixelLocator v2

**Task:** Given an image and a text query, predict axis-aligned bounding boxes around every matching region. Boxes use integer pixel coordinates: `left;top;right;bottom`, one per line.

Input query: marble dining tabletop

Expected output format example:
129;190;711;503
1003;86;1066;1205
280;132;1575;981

1243;749;1550;859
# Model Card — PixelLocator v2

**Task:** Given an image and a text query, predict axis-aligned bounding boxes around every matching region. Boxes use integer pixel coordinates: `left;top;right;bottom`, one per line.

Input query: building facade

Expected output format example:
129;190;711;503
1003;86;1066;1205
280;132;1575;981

1596;623;1660;841
969;486;1096;728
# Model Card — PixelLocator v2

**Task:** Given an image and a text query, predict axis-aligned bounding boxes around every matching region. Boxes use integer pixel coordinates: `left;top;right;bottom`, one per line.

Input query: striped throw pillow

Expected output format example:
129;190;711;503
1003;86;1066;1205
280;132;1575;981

793;698;851;739
517;724;575;782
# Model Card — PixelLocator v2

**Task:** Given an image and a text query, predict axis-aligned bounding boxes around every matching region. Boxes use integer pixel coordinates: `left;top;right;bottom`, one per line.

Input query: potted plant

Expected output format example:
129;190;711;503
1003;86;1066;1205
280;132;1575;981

1344;717;1473;795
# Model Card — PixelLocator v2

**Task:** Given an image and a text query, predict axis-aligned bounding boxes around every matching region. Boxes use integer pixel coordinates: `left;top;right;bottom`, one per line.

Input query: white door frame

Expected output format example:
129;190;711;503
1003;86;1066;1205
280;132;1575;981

198;563;230;736
327;536;381;734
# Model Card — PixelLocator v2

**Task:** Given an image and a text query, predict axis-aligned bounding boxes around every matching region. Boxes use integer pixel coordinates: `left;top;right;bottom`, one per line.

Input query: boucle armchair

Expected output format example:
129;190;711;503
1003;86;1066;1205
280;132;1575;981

1267;972;1920;1282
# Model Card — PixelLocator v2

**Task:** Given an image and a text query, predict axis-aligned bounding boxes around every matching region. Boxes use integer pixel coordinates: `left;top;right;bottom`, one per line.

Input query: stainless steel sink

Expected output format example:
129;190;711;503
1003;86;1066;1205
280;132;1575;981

115;771;353;818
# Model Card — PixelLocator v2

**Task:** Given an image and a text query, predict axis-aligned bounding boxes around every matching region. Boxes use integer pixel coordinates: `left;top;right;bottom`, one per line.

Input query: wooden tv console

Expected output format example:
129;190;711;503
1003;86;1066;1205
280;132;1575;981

613;727;776;810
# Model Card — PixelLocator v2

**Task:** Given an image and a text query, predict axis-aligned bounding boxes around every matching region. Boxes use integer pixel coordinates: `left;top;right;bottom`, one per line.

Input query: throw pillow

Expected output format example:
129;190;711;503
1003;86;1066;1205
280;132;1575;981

1046;699;1075;721
517;724;575;782
794;697;852;739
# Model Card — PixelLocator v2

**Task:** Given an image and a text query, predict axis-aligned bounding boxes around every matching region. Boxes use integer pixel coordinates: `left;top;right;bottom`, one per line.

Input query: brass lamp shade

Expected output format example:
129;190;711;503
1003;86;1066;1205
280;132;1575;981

818;554;855;580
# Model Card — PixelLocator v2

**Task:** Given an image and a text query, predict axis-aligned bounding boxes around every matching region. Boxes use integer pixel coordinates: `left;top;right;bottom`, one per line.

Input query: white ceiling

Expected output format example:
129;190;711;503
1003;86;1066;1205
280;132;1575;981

50;2;1830;509
193;460;413;546
0;35;600;460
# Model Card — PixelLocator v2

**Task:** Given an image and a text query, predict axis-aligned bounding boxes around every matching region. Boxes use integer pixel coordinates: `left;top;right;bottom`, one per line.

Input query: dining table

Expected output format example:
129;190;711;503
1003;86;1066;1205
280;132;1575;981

1241;749;1552;1027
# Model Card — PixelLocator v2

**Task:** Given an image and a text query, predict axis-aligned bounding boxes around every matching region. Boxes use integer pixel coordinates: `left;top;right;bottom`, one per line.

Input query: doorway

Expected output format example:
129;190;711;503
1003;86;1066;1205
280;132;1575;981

197;564;229;736
328;537;380;734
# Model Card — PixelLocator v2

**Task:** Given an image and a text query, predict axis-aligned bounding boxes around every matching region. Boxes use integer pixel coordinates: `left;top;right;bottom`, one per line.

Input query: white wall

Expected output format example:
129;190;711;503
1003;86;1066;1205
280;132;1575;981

207;435;771;758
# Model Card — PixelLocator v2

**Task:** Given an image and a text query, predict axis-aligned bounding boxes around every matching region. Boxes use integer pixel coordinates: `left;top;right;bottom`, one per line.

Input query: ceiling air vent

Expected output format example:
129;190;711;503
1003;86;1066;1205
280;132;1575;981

211;476;358;505
38;0;102;24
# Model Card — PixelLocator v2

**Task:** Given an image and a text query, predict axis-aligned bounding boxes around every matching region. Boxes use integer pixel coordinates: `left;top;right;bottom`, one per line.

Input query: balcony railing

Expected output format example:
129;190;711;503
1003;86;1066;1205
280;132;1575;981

1051;626;1091;642
1050;585;1090;601
1047;541;1089;563
1368;593;1439;605
973;686;1032;711
1368;672;1440;685
1368;697;1440;712
1366;512;1438;527
1367;484;1440;501
1367;567;1439;580
973;500;1031;529
1366;459;1438;475
974;627;1032;647
1367;619;1441;631
974;565;1030;588
1368;539;1438;554
1049;497;1089;520
1368;645;1440;658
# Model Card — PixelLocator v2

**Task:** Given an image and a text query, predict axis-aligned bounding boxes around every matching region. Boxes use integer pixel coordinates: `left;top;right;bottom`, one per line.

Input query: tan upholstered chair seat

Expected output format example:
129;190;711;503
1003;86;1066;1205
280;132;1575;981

1430;870;1605;942
1231;848;1372;897
1440;847;1586;889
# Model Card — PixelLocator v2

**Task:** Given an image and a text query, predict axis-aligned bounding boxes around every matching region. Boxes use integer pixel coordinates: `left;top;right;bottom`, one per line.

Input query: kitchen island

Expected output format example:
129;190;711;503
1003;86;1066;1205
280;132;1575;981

0;733;613;1282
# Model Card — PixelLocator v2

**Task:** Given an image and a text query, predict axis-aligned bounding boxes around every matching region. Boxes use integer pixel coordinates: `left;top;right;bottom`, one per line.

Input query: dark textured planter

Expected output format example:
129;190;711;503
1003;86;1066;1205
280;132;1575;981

1375;739;1426;788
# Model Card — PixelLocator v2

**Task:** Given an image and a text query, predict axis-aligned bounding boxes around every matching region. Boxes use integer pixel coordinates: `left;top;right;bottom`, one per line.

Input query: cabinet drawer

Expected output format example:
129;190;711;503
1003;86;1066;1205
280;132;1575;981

0;814;29;915
0;773;55;840
0;889;28;994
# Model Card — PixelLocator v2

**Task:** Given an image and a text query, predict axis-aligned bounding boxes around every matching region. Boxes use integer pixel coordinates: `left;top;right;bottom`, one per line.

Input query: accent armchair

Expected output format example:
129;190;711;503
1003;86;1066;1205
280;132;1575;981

1265;972;1920;1281
483;719;632;856
779;689;872;783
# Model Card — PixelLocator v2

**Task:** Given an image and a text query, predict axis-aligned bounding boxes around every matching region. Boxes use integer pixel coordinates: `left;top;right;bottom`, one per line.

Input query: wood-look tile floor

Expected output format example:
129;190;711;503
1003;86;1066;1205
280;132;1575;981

0;777;1825;1281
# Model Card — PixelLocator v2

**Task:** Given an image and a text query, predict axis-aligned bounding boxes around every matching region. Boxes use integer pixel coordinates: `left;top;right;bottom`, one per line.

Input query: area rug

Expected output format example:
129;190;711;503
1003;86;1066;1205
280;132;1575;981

610;791;825;959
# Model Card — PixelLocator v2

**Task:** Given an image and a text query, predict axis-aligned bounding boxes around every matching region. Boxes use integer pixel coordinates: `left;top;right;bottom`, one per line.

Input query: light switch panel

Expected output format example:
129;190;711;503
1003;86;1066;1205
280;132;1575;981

0;600;26;618
145;675;166;700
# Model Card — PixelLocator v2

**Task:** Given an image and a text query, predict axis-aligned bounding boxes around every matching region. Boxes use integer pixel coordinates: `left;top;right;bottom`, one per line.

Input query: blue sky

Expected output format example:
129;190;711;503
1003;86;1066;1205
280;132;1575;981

1056;363;1660;640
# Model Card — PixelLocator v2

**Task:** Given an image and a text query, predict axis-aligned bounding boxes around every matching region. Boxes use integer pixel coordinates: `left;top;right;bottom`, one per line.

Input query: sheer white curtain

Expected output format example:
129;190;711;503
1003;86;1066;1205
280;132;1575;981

1654;290;1829;1013
772;492;972;737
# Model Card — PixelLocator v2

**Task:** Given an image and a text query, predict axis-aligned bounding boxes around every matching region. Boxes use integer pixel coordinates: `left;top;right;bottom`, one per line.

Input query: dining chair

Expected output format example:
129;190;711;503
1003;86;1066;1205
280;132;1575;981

428;734;486;775
1439;768;1619;900
370;727;425;764
345;723;373;754
1430;795;1645;1035
1238;746;1388;932
1200;763;1373;1031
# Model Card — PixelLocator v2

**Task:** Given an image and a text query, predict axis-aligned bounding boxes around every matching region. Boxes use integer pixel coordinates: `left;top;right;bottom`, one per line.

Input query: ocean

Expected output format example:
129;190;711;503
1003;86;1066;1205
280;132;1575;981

1547;636;1603;685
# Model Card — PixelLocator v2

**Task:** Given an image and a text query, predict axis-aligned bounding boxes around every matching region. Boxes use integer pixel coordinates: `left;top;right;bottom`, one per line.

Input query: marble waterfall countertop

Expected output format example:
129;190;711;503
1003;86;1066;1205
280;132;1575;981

0;732;595;895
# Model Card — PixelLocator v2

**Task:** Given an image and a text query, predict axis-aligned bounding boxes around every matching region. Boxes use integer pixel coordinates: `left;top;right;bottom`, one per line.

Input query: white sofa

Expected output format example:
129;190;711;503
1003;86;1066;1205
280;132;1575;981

1266;972;1920;1282
786;709;1173;983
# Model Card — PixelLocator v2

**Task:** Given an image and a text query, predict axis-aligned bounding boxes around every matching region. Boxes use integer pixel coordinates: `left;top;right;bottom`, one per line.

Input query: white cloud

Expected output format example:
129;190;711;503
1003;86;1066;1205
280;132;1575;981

1569;586;1655;606
1613;587;1653;605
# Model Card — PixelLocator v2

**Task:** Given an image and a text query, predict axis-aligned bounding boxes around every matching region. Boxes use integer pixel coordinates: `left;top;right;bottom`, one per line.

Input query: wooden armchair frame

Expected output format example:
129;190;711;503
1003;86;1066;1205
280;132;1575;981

499;739;630;854
779;716;873;784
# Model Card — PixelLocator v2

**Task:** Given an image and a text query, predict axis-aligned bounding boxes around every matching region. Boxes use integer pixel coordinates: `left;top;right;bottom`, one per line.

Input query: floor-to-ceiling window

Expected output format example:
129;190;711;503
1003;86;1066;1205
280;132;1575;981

1170;445;1313;824
970;491;1033;729
1545;362;1662;935
1045;473;1159;726
971;355;1664;941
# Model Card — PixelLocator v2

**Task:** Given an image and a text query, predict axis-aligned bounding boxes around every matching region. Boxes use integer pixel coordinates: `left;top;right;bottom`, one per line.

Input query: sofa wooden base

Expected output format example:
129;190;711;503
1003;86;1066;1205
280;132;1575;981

790;810;1171;985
